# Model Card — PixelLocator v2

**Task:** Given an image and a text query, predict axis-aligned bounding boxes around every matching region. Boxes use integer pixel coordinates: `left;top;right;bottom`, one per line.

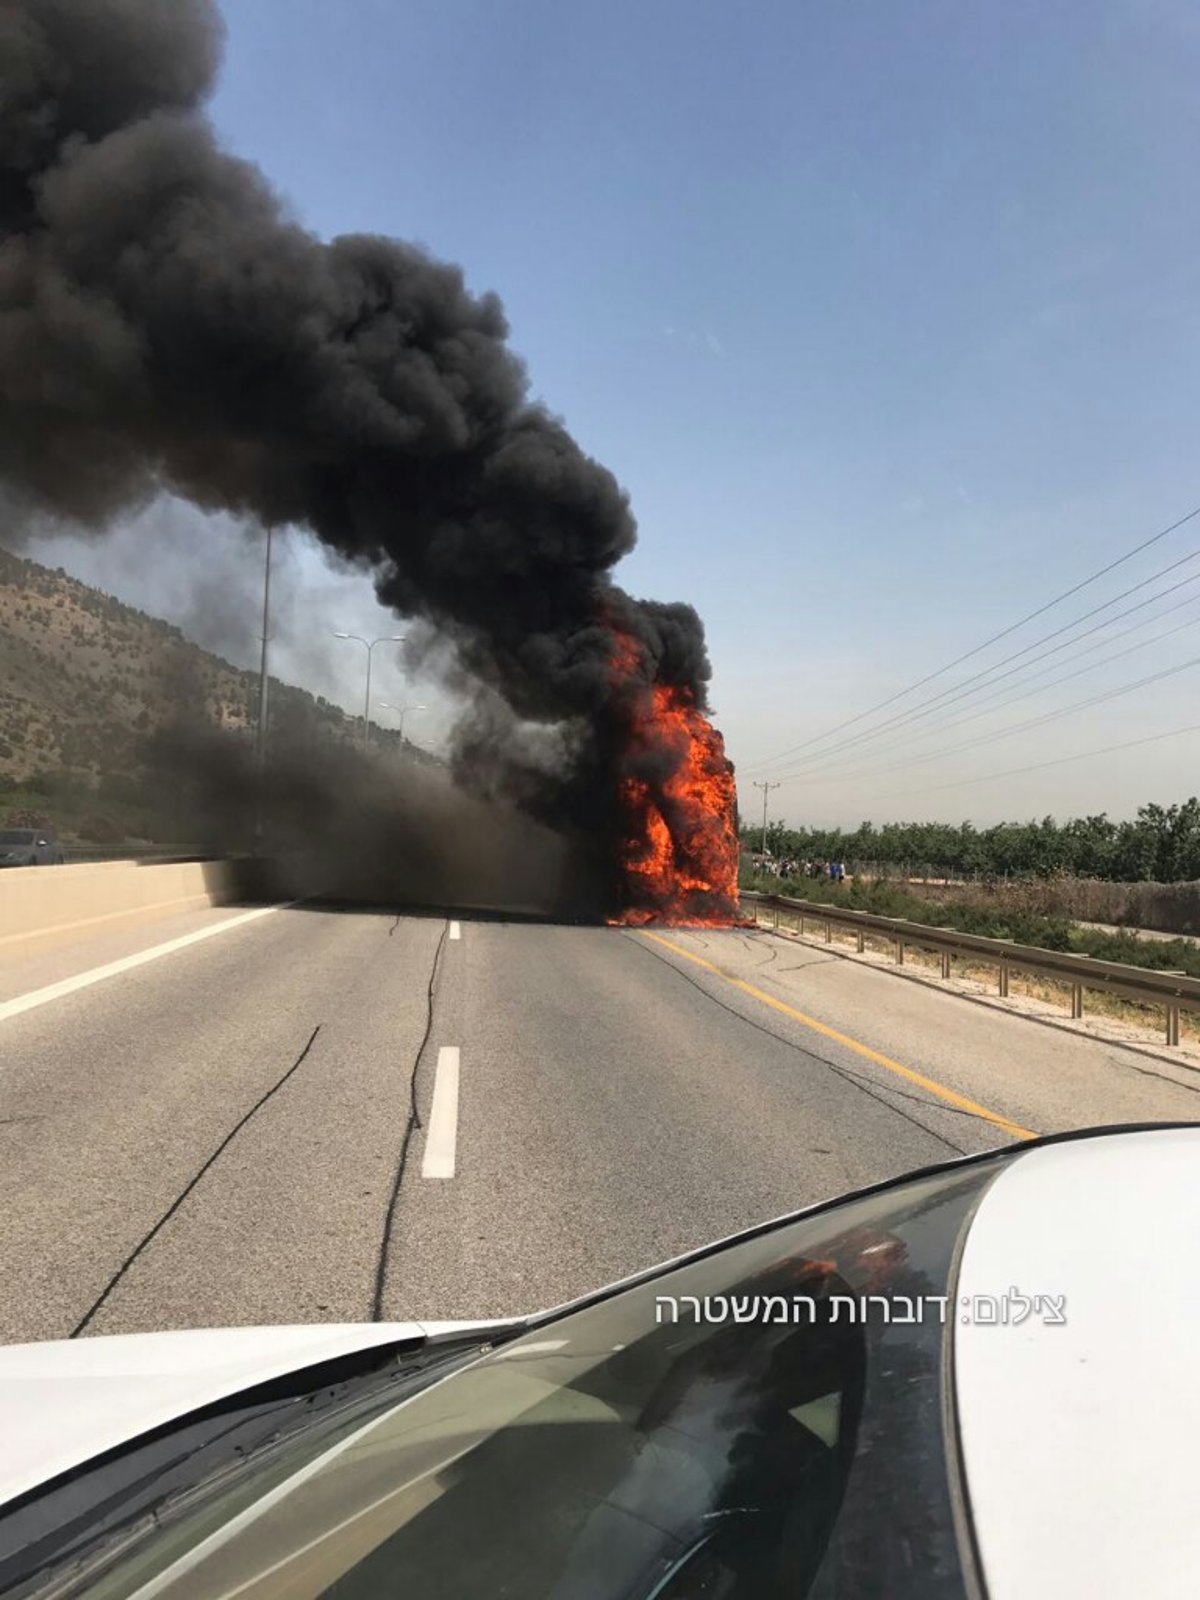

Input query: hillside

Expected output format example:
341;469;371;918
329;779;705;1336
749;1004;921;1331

0;546;424;841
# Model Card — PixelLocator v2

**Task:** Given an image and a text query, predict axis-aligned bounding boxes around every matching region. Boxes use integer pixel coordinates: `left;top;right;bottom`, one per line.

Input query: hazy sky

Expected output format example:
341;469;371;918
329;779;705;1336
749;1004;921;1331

32;0;1200;826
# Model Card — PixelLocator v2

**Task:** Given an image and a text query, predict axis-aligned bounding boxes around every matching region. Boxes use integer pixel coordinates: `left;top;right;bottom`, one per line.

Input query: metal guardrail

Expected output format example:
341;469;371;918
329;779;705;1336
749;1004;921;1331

61;843;206;864
741;891;1200;1046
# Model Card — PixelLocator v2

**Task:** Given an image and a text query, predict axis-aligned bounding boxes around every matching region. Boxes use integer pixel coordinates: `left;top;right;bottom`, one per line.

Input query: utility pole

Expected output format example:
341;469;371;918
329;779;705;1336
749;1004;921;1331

753;780;781;857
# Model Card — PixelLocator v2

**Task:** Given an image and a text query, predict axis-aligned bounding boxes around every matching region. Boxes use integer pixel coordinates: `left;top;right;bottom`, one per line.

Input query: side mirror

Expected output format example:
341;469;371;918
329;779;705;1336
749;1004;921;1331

36;839;48;848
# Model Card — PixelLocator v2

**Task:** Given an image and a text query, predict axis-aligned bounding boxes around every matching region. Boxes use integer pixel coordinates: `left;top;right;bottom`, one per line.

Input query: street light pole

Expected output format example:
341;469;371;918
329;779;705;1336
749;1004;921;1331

378;702;427;743
362;645;374;755
753;780;781;857
333;632;406;754
253;525;274;853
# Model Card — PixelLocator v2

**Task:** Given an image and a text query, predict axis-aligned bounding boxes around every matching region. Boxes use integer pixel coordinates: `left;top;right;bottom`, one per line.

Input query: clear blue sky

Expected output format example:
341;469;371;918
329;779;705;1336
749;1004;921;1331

38;0;1200;826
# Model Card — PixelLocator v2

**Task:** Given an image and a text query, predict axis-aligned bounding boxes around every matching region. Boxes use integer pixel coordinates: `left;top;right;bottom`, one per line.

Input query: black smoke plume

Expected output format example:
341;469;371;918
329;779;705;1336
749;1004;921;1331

142;722;604;917
0;0;720;902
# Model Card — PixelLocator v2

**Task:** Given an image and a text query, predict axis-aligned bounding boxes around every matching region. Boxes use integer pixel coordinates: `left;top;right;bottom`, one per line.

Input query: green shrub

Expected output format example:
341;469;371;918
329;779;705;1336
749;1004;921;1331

76;813;125;844
743;873;1181;971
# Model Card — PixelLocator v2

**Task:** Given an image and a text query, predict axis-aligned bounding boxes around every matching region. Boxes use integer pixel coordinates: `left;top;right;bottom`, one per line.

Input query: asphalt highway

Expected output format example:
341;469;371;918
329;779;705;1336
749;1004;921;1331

1;903;1198;1343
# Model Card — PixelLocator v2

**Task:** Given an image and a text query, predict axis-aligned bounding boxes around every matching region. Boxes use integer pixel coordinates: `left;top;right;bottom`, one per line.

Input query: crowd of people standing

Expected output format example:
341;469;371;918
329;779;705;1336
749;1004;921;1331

752;854;848;883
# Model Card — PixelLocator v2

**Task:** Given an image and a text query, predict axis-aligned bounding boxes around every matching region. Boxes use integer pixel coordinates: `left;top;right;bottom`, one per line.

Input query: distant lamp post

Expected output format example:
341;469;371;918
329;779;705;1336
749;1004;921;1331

333;632;405;753
378;702;427;743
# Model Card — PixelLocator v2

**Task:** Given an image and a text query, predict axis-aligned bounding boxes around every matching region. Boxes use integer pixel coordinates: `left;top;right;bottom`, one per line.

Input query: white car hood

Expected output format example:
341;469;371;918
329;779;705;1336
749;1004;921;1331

955;1126;1200;1599
0;1319;497;1510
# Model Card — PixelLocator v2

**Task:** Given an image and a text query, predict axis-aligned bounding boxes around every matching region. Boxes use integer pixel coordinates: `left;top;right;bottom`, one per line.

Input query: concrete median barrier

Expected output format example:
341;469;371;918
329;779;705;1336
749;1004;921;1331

0;859;236;962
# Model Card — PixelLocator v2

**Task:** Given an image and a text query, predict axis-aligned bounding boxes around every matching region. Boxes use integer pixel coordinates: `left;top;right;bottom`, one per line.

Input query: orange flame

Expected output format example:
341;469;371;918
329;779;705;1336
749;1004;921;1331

609;631;740;926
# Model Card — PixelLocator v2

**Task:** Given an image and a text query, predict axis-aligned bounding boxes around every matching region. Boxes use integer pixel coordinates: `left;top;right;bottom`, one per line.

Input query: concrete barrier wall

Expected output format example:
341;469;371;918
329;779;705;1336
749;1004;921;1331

0;859;235;962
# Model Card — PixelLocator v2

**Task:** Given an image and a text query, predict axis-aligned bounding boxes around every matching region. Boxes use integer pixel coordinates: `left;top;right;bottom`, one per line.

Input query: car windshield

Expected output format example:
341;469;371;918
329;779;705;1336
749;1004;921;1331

55;1159;998;1600
0;831;34;845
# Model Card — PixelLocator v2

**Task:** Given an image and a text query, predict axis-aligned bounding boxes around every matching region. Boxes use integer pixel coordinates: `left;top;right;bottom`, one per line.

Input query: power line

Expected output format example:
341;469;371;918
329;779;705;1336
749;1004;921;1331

776;650;1200;791
873;719;1200;802
925;591;1200;724
787;558;1200;770
742;500;1200;773
808;597;1200;776
772;601;1200;786
750;540;1200;776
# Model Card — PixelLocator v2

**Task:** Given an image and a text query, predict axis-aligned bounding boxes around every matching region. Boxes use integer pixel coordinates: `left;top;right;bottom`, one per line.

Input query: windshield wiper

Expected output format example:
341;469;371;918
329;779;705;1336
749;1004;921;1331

0;1330;500;1600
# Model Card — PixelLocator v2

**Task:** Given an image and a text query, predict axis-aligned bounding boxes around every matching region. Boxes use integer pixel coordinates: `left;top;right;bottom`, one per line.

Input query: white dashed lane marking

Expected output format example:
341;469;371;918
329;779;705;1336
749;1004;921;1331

422;1046;461;1179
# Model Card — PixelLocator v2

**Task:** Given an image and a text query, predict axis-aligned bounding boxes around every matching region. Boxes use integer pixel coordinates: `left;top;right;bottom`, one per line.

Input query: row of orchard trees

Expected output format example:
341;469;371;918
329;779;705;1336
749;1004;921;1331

744;799;1200;884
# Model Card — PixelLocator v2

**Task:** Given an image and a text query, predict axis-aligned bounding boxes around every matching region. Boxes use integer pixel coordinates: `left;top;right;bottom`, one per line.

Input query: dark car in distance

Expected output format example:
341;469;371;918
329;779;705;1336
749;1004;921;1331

0;827;65;867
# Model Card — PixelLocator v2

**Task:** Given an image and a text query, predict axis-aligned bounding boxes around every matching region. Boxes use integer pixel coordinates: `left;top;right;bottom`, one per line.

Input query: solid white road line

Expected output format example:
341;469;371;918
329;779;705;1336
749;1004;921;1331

449;920;462;941
422;1046;460;1179
0;903;289;1028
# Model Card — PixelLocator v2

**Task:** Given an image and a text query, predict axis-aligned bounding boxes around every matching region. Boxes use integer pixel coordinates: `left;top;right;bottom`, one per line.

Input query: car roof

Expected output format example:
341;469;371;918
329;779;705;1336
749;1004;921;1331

954;1125;1200;1599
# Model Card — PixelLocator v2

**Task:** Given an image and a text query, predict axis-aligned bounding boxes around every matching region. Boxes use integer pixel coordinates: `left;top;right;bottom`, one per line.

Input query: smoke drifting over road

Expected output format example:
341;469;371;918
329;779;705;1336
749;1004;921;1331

145;723;599;917
0;0;731;914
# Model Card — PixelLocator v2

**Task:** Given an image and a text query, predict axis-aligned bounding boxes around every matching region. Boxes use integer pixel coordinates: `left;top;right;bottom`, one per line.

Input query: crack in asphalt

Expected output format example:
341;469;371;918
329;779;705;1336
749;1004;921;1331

1101;1049;1200;1096
776;957;843;973
372;918;450;1320
70;1023;324;1338
624;934;970;1156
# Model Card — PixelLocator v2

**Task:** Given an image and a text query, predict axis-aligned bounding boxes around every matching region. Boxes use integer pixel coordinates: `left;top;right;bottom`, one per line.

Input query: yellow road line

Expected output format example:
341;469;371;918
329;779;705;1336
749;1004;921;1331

641;930;1038;1141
